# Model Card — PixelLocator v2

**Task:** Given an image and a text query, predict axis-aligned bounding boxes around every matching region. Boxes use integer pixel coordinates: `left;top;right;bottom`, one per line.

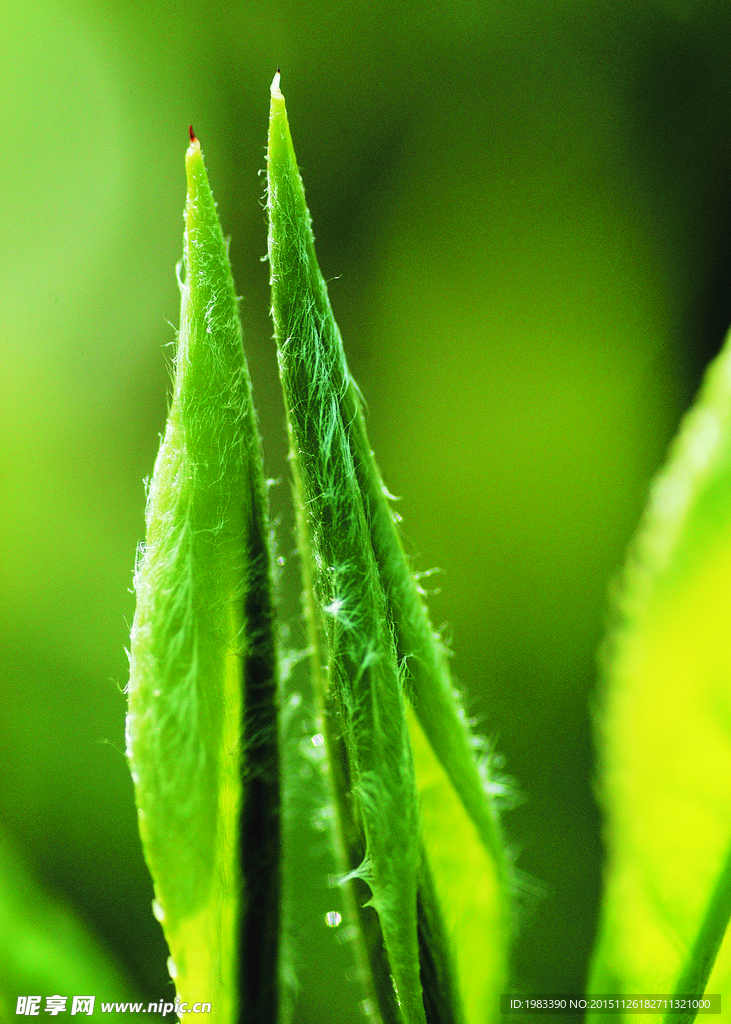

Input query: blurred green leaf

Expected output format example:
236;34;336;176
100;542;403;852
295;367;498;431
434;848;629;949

589;329;731;1019
0;830;151;1024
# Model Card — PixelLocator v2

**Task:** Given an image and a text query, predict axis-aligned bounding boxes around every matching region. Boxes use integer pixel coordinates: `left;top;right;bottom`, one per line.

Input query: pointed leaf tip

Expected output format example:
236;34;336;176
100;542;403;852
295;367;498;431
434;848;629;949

186;125;200;160
271;69;283;100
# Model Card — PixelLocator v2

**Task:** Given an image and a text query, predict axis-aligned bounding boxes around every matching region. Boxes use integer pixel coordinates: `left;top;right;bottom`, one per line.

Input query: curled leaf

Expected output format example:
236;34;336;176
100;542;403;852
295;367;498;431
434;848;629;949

267;72;511;1024
127;131;280;1024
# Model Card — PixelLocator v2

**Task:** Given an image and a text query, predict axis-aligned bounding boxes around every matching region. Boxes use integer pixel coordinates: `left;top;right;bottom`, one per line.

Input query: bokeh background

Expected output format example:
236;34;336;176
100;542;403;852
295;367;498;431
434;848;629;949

3;0;731;1019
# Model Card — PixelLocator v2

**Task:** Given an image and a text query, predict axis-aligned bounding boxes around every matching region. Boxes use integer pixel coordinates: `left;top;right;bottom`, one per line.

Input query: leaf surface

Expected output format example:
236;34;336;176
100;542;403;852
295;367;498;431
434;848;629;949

267;72;510;1024
589;332;731;1022
127;132;280;1024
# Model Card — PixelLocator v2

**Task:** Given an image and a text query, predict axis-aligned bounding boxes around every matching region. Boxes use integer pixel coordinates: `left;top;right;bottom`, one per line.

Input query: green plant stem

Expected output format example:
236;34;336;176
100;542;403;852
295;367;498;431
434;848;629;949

663;836;731;1024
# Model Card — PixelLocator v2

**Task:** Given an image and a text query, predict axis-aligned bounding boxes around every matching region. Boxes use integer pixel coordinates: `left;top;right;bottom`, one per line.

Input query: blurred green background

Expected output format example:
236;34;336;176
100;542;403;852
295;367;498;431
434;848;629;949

3;0;731;1019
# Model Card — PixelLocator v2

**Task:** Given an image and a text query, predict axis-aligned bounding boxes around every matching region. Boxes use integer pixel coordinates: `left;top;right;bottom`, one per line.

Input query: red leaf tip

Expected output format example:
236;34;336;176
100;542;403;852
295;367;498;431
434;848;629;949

189;124;197;144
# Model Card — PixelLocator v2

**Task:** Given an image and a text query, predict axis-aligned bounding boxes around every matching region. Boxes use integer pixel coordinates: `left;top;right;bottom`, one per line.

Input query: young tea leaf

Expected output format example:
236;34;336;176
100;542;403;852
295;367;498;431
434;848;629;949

588;330;731;1022
127;129;280;1024
267;71;511;1024
267;71;425;1024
